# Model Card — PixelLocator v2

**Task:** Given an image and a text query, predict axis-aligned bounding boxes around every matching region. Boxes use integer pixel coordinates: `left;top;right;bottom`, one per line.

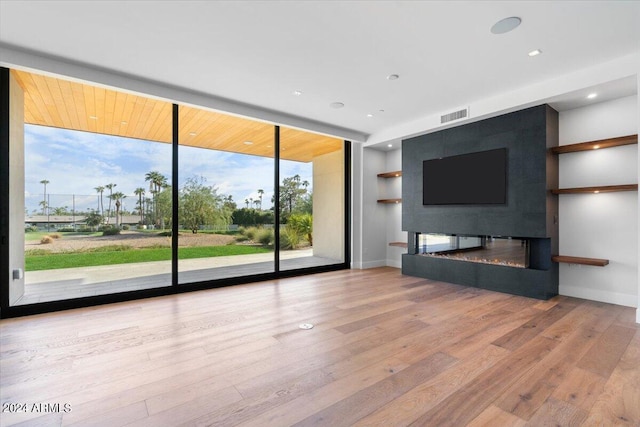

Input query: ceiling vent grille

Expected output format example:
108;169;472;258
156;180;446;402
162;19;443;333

440;107;469;124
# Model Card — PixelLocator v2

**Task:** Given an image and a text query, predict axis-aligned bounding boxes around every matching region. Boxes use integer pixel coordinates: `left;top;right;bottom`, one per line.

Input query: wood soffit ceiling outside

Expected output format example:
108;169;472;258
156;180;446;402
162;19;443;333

12;70;343;163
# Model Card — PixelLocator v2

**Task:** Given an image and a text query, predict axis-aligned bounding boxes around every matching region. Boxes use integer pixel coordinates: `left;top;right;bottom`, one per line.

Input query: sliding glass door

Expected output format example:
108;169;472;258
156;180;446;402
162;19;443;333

1;66;349;316
278;127;346;271
10;69;173;305
178;106;275;284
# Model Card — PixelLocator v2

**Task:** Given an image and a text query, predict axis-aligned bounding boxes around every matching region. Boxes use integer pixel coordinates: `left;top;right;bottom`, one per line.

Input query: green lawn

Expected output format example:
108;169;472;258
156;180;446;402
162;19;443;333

25;245;271;271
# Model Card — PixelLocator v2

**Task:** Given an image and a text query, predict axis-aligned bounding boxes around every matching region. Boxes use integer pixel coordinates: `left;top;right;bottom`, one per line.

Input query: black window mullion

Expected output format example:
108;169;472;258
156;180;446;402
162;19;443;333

0;68;10;310
172;104;179;287
274;125;280;272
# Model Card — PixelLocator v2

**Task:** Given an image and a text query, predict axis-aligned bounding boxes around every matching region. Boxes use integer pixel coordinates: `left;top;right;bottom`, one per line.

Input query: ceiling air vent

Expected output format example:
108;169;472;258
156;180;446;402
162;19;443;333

440;107;469;124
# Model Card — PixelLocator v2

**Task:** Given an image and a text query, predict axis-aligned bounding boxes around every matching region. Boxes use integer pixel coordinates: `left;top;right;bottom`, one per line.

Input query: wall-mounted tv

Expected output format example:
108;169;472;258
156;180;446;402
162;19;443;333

423;148;507;205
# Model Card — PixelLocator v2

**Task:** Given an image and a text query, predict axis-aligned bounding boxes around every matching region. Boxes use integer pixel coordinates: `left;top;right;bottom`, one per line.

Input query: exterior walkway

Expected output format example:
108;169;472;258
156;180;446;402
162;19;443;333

17;250;342;305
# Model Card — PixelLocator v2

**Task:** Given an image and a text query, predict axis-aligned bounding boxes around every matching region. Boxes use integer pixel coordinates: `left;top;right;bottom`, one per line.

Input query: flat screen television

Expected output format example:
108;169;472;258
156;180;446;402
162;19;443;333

423;148;507;205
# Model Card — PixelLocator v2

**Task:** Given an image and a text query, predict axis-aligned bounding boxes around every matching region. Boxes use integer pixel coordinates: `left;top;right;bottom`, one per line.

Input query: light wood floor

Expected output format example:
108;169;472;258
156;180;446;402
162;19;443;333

1;267;638;426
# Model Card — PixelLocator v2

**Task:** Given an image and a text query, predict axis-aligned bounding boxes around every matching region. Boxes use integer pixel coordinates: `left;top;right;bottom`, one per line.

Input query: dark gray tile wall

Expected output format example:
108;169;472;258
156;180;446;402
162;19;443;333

401;105;559;299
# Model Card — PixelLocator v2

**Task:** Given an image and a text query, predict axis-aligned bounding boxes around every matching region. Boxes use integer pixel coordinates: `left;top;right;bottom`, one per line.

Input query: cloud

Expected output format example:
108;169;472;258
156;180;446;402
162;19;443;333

23;125;314;213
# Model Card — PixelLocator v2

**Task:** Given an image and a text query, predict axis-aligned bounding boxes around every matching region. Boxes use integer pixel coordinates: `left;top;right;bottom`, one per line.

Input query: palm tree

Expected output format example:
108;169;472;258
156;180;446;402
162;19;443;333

245;198;249;209
134;187;145;223
94;186;105;216
110;192;126;227
145;171;168;226
253;200;260;209
257;189;264;210
104;183;116;224
40;179;49;215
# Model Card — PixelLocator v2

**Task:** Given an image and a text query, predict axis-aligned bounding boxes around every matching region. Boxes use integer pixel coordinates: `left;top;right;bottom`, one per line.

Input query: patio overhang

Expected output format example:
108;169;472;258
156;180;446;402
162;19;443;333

12;69;342;162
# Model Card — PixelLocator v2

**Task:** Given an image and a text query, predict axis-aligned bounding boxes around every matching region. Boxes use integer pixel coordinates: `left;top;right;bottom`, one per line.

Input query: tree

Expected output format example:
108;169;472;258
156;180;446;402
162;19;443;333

245;198;249;209
134;187;146;223
145;171;168;227
104;183;116;224
257;189;264;210
109;192;126;227
278;174;311;222
223;195;237;211
155;186;172;230
94;186;105;216
84;211;103;231
179;176;230;233
40;179;49;215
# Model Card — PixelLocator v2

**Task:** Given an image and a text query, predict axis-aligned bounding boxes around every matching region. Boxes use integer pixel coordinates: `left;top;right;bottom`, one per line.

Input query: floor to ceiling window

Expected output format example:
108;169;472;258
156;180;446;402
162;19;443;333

178;106;276;283
278;127;345;271
11;69;173;305
1;67;349;316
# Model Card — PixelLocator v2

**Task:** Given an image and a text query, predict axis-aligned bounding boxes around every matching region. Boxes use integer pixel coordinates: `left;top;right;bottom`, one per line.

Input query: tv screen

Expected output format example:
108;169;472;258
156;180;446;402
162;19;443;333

423;148;507;205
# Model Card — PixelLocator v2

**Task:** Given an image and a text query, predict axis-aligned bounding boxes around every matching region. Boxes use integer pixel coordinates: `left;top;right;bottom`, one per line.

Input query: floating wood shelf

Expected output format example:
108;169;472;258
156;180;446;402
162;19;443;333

552;255;609;267
550;184;638;194
377;198;402;204
377;171;402;178
550;134;637;154
388;242;408;248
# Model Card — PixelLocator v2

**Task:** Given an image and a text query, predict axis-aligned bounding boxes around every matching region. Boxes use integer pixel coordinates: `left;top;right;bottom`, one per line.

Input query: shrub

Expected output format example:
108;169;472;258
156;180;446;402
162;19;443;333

58;227;76;232
49;233;62;239
256;227;274;246
40;236;54;244
122;225;130;230
235;235;249;242
244;227;259;241
287;213;313;245
279;226;301;250
25;225;39;232
77;226;93;232
102;227;120;236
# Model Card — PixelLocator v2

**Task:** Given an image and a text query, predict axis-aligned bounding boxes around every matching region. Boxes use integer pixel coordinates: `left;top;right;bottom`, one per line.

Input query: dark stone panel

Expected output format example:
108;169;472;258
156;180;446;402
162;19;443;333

402;253;559;300
401;105;559;299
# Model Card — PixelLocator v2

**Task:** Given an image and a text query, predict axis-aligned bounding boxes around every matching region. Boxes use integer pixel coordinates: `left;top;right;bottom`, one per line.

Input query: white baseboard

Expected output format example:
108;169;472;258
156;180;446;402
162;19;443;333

636;308;640;324
362;260;388;269
386;259;402;269
559;285;637;308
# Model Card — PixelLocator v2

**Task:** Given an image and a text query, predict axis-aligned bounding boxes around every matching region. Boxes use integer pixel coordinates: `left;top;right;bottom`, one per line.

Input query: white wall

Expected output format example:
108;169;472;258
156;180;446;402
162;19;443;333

312;149;344;261
358;148;388;268
385;149;405;268
558;95;638;308
355;147;405;269
9;72;25;304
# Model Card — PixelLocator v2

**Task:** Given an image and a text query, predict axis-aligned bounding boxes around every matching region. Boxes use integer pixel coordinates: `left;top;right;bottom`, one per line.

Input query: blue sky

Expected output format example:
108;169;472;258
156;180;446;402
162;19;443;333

24;125;311;214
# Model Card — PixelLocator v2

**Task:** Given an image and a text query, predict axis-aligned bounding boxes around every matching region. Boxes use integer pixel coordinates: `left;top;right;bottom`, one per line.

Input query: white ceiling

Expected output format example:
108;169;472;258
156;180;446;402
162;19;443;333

0;1;639;145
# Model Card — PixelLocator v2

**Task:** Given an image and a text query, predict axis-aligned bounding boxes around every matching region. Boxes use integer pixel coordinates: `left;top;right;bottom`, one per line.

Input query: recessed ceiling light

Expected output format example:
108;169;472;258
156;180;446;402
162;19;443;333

587;93;598;99
528;49;542;57
121;121;127;125
89;115;98;120
189;132;197;136
244;141;253;145
366;114;374;118
386;74;399;80
330;102;345;109
491;17;522;34
593;145;600;149
594;190;600;194
387;144;393;148
292;90;302;96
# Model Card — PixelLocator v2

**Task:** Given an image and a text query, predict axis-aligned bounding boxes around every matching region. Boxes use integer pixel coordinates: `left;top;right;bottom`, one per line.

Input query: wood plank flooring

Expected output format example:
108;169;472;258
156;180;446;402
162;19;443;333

1;267;638;426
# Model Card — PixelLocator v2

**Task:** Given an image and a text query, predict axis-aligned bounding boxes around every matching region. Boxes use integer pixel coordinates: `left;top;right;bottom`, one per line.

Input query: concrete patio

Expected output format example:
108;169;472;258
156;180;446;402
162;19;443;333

16;249;341;305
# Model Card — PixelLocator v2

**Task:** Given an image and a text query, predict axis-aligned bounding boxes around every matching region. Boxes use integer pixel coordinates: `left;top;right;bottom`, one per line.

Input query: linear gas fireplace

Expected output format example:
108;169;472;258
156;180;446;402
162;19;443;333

403;231;557;299
416;233;529;268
